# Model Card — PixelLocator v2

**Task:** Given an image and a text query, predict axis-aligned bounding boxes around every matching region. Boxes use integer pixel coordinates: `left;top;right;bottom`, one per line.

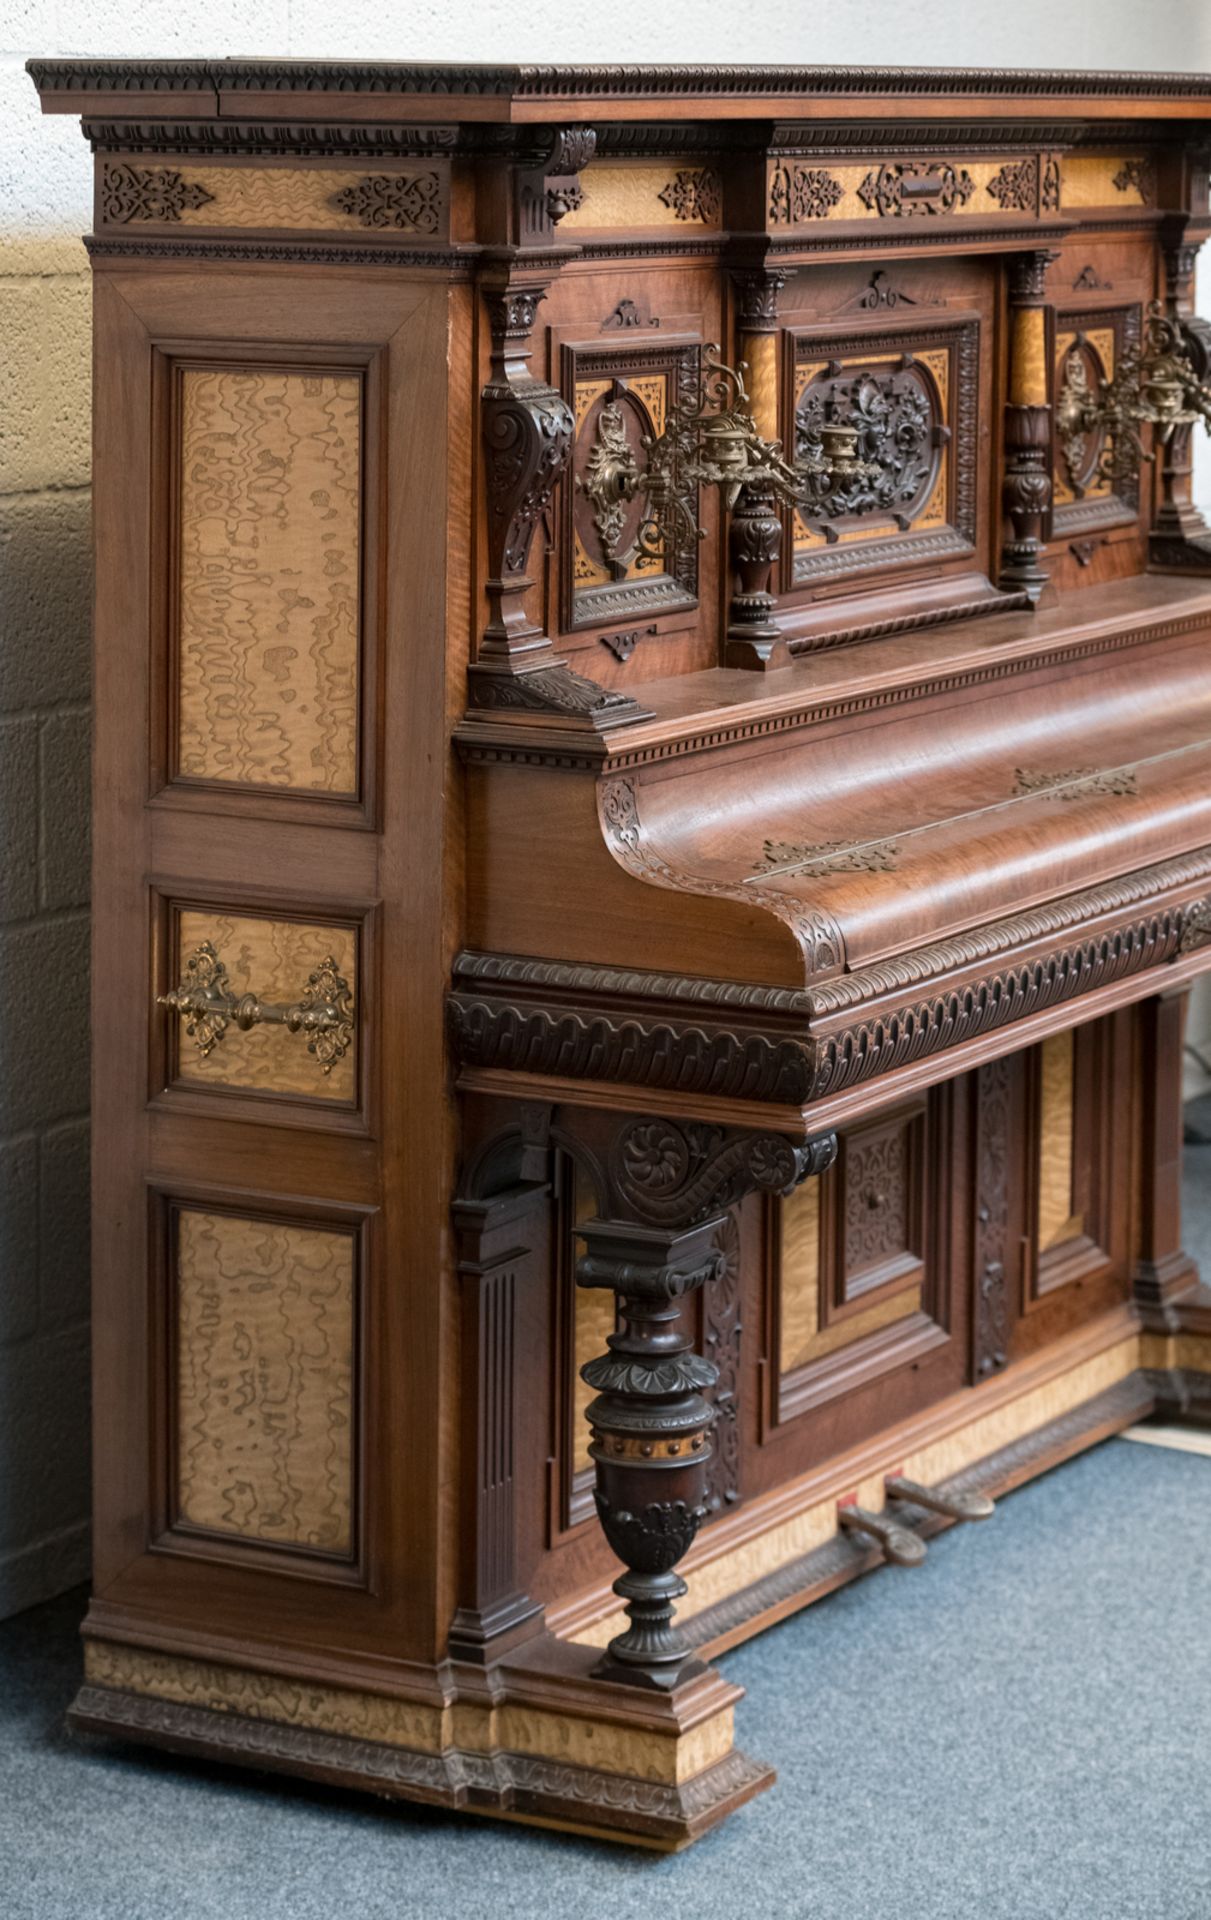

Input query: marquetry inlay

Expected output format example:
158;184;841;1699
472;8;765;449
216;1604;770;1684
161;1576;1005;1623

558;163;723;231
173;909;358;1103
175;1208;356;1554
100;158;446;233
176;366;361;795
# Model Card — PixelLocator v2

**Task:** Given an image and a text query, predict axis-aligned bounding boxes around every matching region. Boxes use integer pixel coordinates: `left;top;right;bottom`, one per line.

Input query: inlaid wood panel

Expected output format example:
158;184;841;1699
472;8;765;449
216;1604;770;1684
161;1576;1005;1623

1036;1029;1081;1252
558;164;722;231
175;1207;356;1555
173;908;358;1104
176;366;361;795
766;154;1059;227
1061;154;1155;209
101;160;446;235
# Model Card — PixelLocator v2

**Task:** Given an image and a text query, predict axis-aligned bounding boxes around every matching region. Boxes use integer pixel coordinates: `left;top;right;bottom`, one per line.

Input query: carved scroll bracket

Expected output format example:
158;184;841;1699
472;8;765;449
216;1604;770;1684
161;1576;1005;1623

1149;215;1211;571
469;264;650;731
577;1118;836;1690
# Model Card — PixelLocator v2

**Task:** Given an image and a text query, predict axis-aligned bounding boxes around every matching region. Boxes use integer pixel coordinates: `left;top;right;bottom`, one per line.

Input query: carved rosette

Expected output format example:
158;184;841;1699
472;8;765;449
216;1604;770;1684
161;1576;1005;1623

577;1119;835;1687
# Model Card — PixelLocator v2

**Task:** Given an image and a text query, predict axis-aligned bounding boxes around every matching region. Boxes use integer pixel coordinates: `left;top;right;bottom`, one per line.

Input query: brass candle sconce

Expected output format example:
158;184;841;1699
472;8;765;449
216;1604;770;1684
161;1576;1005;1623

1056;301;1211;497
579;350;873;564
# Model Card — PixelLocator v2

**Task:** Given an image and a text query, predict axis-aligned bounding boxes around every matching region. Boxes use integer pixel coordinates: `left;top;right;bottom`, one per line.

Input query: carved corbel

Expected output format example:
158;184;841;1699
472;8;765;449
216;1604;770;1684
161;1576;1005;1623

999;249;1059;604
468;268;651;729
577;1117;837;1689
514;126;597;243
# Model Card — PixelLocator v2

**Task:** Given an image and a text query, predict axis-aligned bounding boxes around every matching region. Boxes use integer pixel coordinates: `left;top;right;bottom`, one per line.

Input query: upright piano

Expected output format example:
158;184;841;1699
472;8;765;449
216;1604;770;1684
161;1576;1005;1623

28;55;1211;1849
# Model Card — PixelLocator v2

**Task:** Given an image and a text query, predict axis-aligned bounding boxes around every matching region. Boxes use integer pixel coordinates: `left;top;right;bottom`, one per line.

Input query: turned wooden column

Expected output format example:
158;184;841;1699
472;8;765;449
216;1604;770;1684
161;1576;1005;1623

999;249;1058;603
577;1118;836;1689
726;268;790;669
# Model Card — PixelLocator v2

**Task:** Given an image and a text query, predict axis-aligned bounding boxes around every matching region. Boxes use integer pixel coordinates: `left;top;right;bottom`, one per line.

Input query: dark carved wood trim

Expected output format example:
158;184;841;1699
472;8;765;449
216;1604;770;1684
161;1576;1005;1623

469;271;651;730
33;59;1211;101
84;235;474;271
973;1055;1014;1377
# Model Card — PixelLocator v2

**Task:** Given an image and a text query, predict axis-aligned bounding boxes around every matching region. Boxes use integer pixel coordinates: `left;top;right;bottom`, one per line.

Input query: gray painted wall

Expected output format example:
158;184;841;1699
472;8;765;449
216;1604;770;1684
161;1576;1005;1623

2;0;1211;1618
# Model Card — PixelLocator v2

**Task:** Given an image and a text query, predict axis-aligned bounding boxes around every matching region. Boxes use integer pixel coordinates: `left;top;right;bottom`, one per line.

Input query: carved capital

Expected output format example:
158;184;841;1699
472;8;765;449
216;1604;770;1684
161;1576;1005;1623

732;268;789;331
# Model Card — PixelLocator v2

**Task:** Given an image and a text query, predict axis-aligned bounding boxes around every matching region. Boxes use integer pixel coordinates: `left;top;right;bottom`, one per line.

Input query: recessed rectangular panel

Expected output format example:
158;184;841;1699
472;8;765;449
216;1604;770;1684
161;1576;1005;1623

176;366;361;794
1037;1029;1082;1252
779;1176;821;1376
175;1207;355;1554
173;908;357;1104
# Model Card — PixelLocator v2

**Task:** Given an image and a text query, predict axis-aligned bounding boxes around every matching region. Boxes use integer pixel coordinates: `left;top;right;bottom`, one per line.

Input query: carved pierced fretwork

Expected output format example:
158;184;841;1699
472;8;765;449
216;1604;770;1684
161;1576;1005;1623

330;171;441;232
796;361;942;525
973;1056;1013;1377
985;157;1039;212
857;162;975;217
657;168;722;223
1112;156;1156;202
768;164;843;224
100;161;214;221
1041;154;1061;213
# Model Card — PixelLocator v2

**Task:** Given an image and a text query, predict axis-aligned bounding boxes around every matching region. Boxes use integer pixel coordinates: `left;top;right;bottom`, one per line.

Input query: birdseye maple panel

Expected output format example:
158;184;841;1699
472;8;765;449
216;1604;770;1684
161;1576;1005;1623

174;1206;356;1555
175;365;362;795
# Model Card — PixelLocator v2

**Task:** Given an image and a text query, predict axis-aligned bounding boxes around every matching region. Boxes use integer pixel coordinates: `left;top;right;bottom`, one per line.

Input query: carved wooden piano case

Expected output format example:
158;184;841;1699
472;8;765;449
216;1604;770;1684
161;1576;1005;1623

28;56;1211;1848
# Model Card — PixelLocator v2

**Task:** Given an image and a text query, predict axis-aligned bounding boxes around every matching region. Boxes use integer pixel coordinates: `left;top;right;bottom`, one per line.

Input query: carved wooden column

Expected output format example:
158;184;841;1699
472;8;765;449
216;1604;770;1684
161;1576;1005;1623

726;269;790;669
449;1110;553;1663
1149;218;1211;569
999;249;1058;604
577;1117;836;1689
1133;989;1200;1324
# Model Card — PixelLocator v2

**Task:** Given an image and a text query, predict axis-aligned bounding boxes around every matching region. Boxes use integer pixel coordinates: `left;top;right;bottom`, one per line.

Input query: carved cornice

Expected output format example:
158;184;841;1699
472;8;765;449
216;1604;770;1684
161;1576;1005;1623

31;59;1211;100
83;120;459;155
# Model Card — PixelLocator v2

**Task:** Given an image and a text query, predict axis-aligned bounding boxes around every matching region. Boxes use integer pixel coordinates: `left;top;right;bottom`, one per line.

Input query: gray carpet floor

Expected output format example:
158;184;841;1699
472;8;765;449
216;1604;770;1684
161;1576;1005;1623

2;1146;1209;1920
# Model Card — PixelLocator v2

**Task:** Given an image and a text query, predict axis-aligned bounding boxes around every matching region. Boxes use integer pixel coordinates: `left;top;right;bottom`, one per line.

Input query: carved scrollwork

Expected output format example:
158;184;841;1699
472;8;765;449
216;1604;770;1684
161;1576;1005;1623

594;1495;708;1575
610;1118;836;1228
985;157;1039;212
330;171;442;231
703;1213;742;1512
482;377;575;583
101;161;214;222
796;358;945;526
974;1056;1013;1377
768;164;843;224
857;162;975;217
657;168;721;222
1179;899;1211;953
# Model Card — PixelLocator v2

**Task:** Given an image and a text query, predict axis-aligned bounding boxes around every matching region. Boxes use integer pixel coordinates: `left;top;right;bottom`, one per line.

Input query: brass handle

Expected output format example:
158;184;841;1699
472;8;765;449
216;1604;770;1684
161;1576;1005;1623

159;941;355;1076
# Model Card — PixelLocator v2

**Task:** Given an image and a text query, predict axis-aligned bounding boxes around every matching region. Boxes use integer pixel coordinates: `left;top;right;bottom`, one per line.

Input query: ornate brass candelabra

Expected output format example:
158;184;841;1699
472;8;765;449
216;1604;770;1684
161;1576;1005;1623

1056;300;1211;498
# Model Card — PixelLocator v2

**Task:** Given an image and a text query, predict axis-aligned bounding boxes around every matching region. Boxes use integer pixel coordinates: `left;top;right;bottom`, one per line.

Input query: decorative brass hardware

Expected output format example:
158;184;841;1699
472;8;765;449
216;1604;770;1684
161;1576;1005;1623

160;941;355;1076
578;350;874;567
1056;301;1211;496
885;1475;995;1522
837;1502;927;1566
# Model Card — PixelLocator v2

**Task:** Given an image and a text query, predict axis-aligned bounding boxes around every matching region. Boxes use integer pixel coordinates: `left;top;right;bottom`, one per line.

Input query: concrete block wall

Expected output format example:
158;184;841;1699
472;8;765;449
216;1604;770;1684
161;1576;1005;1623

2;0;1211;1620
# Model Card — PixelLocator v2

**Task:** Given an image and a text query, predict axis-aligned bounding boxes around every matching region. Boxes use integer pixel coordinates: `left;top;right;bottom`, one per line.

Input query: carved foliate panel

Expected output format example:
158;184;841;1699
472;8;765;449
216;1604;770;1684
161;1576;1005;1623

562;341;701;631
99;157;448;236
1053;304;1142;532
174;1206;356;1555
775;1097;940;1416
175;366;362;794
765;152;1061;228
789;320;978;586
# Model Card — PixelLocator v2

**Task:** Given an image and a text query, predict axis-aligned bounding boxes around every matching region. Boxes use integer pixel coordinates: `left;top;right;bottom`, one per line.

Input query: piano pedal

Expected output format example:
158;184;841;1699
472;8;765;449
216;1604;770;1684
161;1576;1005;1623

885;1474;995;1522
837;1498;927;1567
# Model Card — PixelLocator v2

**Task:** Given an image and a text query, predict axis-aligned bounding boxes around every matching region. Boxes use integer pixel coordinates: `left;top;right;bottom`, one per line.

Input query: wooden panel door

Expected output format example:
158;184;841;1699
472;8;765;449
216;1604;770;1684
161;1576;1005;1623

88;264;459;1667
